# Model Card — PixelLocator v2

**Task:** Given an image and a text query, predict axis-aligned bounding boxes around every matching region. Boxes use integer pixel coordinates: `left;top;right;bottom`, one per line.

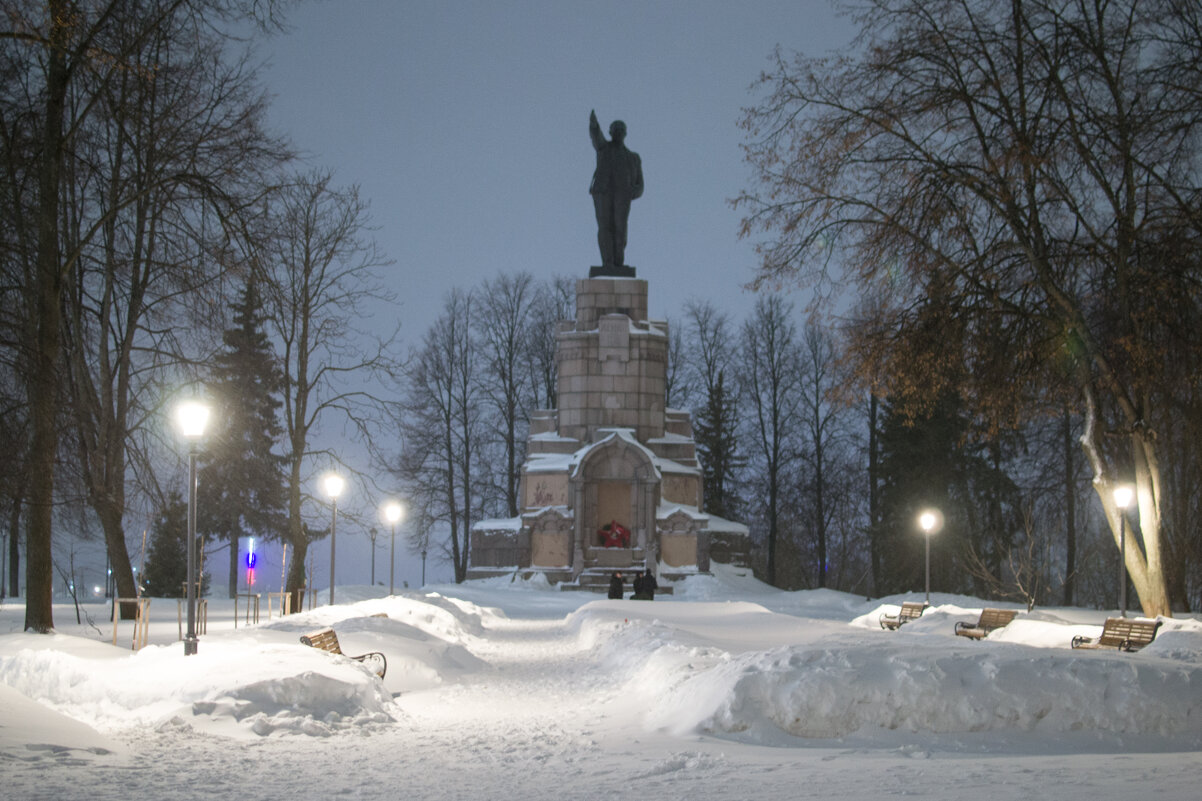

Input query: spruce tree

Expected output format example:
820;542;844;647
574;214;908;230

694;370;743;521
142;492;209;598
198;278;287;597
871;395;964;597
872;392;1021;598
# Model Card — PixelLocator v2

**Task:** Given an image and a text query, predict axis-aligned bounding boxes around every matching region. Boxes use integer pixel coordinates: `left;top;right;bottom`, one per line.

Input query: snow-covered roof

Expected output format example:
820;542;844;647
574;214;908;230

525;453;576;473
654;457;701;476
528;431;578;443
523;505;571;519
524;428;700;478
657;502;709;522
654;502;749;534
472;516;523;532
566;318;666;337
570;429;661;480
701;513;751;535
646;431;694;445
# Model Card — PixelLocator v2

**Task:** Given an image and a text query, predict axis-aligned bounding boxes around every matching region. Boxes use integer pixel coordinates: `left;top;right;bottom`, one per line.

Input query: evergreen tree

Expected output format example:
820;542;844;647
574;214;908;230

695;369;742;521
198;278;287;597
142;492;209;598
873;392;1021;598
872;393;967;597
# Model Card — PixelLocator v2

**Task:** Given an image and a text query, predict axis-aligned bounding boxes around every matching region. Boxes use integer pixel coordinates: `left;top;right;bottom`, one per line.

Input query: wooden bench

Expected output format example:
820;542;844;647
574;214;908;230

880;601;927;630
955;607;1018;640
1071;617;1161;652
300;628;388;678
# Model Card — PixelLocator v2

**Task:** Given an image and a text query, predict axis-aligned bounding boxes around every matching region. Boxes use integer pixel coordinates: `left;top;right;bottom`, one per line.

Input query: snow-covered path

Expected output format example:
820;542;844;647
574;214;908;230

4;573;1202;800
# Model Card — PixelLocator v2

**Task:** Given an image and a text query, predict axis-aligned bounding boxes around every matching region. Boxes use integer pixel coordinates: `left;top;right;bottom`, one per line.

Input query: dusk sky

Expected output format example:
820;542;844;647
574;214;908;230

261;0;855;338
242;0;856;586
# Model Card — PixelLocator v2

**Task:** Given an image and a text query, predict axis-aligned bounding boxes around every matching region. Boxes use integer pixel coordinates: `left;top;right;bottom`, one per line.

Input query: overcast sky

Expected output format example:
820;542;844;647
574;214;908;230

237;0;856;587
261;0;854;333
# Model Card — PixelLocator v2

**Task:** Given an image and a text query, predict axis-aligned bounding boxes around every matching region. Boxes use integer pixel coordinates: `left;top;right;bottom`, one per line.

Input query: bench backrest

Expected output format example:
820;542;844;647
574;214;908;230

900;602;926;621
300;628;343;655
1097;617;1160;648
978;608;1018;630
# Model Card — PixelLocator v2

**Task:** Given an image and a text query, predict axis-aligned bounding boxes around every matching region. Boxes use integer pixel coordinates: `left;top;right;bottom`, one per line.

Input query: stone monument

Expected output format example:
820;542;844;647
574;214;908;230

467;113;748;591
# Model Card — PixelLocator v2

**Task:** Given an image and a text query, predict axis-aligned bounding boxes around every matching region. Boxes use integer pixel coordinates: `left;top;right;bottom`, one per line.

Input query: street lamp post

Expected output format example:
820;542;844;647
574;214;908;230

323;472;345;606
1114;485;1134;617
421;548;427;587
368;528;378;587
383;501;403;595
174;398;210;656
919;510;938;605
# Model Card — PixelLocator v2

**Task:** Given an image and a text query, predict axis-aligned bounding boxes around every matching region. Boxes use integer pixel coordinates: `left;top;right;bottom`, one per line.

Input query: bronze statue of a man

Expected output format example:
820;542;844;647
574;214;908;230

589;109;643;272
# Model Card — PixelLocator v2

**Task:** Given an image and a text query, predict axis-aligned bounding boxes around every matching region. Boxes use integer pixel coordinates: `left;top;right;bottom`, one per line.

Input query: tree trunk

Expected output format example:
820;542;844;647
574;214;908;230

868;395;880;597
286;539;309;614
24;0;72;633
1080;390;1171;617
766;462;779;587
97;499;139;618
283;455;307;610
1062;410;1077;607
814;435;827;589
6;491;20;598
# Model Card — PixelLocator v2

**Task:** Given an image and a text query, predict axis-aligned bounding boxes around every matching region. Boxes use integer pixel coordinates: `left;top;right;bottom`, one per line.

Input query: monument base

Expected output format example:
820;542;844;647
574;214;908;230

589;264;637;278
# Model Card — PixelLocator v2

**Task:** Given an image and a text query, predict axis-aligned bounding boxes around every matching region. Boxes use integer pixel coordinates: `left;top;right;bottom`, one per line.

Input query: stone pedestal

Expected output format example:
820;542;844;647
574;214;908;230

467;269;750;585
557;279;666;443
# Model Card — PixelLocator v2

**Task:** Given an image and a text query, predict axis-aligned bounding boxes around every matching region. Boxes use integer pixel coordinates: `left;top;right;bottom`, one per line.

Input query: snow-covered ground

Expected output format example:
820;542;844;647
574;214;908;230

2;565;1201;800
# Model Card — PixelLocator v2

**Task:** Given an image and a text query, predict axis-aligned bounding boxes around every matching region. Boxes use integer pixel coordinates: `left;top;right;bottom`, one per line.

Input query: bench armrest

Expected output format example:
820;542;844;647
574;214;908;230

352;651;387;679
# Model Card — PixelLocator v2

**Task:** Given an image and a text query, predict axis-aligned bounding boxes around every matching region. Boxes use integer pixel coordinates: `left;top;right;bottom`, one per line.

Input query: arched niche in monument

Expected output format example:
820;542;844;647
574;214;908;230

572;431;660;556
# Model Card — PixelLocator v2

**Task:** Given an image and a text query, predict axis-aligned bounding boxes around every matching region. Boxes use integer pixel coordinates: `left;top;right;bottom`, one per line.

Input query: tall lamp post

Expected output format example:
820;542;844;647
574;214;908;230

174;398;210;656
919;510;938;605
383;501;403;595
323;472;345;606
1114;485;1134;617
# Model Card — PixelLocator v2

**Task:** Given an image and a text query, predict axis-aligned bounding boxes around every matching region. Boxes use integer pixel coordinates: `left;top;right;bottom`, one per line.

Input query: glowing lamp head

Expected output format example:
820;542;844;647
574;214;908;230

383;501;403;525
174;399;211;439
323;472;345;500
919;510;938;534
1114;485;1134;509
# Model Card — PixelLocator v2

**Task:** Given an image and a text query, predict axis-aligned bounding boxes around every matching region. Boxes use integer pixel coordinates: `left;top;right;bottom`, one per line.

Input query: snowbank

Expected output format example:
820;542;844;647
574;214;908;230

0;591;494;740
3;572;1202;758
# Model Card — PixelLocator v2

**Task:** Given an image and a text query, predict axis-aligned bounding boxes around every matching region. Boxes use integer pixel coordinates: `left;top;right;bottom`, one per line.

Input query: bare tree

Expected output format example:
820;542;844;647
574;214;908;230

738;0;1202;616
0;377;27;597
475;272;536;518
797;321;844;587
59;9;286;617
261;170;397;603
964;503;1057;612
685;300;734;399
524;275;572;410
1;0;286;630
400;289;481;583
663;318;694;411
738;295;803;587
